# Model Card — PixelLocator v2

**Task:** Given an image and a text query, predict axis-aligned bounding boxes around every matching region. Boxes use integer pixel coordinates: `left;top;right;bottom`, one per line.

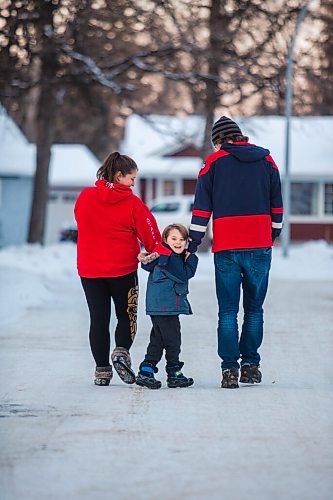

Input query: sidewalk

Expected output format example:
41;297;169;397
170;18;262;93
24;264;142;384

1;252;333;500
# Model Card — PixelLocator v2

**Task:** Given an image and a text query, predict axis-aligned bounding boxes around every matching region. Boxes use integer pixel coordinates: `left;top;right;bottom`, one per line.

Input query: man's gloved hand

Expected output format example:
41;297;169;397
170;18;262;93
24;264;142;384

272;228;281;242
137;251;159;264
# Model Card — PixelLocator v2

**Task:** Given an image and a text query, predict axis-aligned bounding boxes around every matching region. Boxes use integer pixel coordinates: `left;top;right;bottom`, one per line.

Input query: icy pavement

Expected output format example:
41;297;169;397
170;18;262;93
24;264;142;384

0;242;333;500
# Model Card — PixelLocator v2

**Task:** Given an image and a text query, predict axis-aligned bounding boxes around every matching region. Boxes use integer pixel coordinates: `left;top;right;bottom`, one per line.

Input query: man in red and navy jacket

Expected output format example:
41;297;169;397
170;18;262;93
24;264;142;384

188;116;283;389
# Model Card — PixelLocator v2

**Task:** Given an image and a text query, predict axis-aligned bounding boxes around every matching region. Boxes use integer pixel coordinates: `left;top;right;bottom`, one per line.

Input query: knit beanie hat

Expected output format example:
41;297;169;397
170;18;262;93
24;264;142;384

211;116;242;144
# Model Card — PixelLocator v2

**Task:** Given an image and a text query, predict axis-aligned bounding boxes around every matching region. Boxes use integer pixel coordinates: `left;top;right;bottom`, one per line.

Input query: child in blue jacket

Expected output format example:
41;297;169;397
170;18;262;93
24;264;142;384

136;223;198;389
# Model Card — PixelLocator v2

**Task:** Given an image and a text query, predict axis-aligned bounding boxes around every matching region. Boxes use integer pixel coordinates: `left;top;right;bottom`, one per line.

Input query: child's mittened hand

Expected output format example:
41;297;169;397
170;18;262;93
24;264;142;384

138;252;159;264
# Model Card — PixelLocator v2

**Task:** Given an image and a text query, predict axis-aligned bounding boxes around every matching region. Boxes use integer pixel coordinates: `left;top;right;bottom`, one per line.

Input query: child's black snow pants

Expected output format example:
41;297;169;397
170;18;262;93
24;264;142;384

144;315;181;366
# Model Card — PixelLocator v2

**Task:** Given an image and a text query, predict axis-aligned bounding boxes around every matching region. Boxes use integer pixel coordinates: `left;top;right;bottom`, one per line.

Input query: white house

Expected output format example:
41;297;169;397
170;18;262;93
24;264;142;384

121;114;333;242
0;108;99;246
45;146;99;243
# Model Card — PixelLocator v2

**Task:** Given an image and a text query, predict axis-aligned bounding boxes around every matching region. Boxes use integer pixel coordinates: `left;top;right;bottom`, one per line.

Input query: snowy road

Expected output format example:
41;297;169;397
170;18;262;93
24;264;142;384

1;244;333;500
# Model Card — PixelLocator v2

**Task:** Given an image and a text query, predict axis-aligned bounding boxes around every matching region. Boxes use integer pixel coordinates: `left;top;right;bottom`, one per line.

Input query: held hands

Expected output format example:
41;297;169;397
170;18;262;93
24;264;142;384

185;251;191;260
137;251;160;264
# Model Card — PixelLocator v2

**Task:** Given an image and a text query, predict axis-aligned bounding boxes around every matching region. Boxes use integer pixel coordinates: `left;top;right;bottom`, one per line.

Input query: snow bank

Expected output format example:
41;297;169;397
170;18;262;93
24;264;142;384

0;269;54;325
194;240;333;282
0;242;77;279
271;240;333;281
0;243;77;325
0;240;332;326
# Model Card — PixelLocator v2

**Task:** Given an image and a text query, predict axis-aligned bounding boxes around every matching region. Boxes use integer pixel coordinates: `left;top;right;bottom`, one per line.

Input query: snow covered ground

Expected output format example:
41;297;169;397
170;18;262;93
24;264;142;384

1;241;333;500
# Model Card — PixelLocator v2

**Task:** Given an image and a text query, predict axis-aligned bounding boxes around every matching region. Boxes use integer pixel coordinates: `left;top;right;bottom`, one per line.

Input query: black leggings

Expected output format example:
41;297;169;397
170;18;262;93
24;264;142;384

81;272;138;367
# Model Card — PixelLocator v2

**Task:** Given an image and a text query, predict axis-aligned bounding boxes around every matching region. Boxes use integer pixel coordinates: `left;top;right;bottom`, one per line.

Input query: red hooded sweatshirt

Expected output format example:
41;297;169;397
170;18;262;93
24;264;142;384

74;180;162;278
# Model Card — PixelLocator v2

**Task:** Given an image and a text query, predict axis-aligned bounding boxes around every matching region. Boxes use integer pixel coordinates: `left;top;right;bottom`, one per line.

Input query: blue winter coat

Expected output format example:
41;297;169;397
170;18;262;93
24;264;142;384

142;247;198;316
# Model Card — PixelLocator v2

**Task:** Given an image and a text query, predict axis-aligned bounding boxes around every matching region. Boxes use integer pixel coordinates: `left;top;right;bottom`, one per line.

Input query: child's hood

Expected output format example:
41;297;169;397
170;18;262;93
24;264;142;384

95;179;133;204
158;243;185;266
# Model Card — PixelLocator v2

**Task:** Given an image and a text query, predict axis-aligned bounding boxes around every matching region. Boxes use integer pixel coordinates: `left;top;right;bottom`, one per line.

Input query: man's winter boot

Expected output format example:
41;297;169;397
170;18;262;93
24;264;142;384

221;368;239;389
166;362;194;388
240;364;262;384
111;347;136;384
135;362;162;389
94;366;113;386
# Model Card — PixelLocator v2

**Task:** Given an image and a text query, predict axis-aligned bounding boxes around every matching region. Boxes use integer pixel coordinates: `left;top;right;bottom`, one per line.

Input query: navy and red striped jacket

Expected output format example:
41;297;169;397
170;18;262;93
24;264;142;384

188;142;283;253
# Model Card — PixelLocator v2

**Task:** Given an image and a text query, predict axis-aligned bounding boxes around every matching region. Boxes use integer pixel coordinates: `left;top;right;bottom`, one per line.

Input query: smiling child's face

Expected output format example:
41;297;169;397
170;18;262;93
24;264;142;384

165;228;187;254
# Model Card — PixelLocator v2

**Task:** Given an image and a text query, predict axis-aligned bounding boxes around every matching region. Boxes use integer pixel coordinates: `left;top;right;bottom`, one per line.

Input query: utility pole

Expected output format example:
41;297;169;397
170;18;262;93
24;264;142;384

283;0;314;257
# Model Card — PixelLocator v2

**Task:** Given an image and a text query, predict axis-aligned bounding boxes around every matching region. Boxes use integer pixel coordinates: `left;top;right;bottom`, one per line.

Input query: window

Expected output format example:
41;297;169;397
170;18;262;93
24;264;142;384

151;202;180;213
324;183;333;215
183;179;197;195
163;180;175;196
62;194;77;202
290;182;318;215
48;193;59;202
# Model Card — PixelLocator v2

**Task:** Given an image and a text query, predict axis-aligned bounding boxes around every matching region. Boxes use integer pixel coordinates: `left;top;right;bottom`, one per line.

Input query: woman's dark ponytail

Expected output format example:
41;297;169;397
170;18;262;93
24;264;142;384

97;152;138;182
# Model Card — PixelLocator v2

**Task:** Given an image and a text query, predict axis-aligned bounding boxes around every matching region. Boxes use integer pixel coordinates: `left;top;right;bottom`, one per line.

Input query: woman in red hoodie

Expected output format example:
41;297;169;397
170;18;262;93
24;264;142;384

74;152;162;387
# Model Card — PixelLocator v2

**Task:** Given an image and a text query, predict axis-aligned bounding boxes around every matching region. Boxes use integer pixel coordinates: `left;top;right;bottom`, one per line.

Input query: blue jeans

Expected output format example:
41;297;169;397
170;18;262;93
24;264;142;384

214;248;272;369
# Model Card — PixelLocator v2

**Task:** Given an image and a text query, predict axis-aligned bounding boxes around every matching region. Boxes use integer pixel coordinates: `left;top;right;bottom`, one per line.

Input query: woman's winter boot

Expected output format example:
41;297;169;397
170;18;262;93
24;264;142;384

94;366;113;386
111;347;136;384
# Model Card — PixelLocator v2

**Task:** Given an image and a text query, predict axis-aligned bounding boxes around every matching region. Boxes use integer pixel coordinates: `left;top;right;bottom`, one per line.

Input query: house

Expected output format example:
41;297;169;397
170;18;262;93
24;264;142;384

0;110;35;247
0;108;99;246
121;115;203;202
45;146;99;243
121;114;333;242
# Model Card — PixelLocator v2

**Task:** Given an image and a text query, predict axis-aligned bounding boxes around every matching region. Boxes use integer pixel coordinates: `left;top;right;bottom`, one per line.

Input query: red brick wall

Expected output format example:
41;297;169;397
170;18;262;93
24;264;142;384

183;179;197;195
291;223;333;242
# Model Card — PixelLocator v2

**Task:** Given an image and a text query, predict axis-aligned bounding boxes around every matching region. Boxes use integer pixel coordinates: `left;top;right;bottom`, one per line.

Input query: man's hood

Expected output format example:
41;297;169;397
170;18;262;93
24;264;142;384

95;179;133;204
222;142;270;162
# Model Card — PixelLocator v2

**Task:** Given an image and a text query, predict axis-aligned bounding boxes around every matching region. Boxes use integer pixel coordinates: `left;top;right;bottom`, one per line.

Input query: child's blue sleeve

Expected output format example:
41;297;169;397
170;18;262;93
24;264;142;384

159;254;198;283
141;259;159;272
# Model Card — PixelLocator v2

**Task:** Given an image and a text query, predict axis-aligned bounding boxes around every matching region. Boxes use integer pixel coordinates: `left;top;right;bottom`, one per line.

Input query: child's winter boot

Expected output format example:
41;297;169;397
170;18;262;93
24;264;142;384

221;367;239;389
94;366;113;386
166;362;194;388
111;346;136;384
136;362;162;389
239;364;262;384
